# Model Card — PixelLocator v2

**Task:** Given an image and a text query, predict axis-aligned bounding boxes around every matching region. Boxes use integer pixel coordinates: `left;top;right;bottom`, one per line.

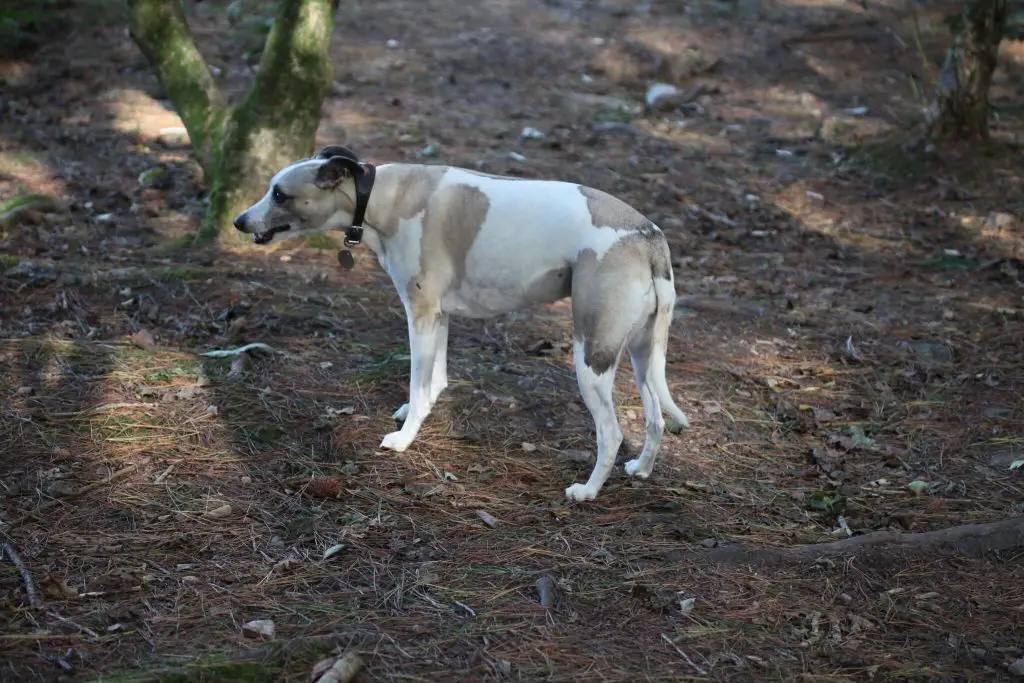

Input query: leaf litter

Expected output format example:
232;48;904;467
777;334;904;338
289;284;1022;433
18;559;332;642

1;0;1023;681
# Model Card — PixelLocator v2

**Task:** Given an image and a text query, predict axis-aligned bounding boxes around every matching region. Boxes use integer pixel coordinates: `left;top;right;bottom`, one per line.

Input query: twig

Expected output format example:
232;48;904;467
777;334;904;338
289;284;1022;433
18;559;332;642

7;463;141;527
153;463;175;484
660;633;707;675
2;542;42;608
48;610;100;639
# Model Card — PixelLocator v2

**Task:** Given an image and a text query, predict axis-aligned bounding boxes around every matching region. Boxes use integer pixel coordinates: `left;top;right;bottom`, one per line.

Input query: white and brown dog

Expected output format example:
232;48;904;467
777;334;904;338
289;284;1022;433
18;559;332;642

233;145;689;502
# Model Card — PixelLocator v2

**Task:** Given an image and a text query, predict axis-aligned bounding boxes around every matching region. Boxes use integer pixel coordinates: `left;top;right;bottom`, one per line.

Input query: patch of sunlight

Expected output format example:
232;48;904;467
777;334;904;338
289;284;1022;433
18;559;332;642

0;147;66;198
100;88;187;141
772;183;907;255
631;122;735;156
955;212;1024;261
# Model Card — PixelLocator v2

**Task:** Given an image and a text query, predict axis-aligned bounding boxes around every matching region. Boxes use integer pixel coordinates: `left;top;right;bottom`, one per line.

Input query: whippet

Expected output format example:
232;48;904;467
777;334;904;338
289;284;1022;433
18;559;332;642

233;145;689;502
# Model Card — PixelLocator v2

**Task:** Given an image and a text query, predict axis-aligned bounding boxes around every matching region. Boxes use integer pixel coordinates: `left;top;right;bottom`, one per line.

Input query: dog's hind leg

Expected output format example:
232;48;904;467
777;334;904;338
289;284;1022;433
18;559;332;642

623;319;664;479
564;338;624;502
392;312;449;422
648;278;689;434
381;309;444;452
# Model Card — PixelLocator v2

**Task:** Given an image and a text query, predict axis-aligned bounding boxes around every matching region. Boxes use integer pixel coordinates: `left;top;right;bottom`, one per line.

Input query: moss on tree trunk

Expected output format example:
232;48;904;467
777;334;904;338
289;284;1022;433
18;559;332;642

127;0;339;245
928;0;1009;140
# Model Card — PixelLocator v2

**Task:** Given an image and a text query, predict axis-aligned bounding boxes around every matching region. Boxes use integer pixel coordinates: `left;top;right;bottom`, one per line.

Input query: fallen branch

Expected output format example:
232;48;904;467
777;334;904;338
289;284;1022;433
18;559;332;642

2;542;42;608
664;516;1024;567
7;463;142;527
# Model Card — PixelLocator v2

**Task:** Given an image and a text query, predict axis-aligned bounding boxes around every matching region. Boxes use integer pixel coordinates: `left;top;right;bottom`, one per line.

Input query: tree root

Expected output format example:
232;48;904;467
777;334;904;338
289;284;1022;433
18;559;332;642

663;516;1024;567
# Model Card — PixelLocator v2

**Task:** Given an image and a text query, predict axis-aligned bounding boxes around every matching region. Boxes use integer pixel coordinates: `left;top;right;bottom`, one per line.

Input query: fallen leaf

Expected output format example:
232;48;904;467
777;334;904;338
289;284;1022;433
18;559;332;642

905;480;930;495
323;543;346;560
536;574;556;608
242;619;275;640
203;504;232;519
476;510;499;528
311;652;363;683
130;329;157;350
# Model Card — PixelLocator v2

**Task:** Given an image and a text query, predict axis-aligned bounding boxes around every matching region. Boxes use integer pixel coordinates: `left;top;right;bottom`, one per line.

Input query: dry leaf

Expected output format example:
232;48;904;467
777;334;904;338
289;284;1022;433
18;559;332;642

311;652;363;683
476;510;499;528
203;504;232;519
130;328;157;349
242;619;275;640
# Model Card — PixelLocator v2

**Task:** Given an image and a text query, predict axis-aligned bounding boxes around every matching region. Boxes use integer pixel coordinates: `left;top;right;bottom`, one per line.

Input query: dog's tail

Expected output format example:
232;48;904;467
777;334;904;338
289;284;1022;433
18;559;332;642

648;238;690;433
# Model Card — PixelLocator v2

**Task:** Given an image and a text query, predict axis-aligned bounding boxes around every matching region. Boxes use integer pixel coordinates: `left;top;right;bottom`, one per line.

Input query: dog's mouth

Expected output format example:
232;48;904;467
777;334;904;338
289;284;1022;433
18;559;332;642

252;225;291;245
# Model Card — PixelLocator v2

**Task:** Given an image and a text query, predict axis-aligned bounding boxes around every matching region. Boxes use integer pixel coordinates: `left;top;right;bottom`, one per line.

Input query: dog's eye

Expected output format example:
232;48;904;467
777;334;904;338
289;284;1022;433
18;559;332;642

271;186;289;203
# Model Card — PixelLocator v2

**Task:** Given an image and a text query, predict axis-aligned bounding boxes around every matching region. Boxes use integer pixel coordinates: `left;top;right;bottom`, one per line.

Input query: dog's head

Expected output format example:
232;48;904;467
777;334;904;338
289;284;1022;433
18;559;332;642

232;145;368;245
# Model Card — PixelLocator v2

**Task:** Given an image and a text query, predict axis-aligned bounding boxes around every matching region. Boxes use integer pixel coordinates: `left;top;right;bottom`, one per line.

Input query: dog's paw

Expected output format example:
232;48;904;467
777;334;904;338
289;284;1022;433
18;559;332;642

624;458;652;479
392;404;409;422
564;483;597;502
666;414;690;434
380;430;413;452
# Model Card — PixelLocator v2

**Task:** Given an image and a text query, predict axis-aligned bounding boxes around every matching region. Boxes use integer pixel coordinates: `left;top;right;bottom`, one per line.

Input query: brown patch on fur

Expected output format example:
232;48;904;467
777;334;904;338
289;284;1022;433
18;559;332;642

578;185;651;230
405;184;491;320
572;232;673;374
370;165;449;238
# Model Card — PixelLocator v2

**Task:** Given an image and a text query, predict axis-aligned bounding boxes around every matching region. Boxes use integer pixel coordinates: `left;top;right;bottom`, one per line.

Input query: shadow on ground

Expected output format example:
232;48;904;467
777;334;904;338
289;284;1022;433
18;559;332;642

2;0;1024;681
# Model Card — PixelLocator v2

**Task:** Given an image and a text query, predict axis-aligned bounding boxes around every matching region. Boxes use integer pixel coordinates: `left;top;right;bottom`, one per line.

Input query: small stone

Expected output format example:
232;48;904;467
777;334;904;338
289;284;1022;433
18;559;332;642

16;386;33;396
206;404;219;416
181;575;200;585
520;126;545;139
645;82;681;110
240;476;252;484
1010;657;1024;677
242;619;276;640
521;442;537;452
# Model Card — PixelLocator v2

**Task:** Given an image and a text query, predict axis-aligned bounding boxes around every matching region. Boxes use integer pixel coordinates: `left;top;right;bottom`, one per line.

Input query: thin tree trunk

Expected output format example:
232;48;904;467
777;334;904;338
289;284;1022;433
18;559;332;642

928;0;1010;140
127;0;340;245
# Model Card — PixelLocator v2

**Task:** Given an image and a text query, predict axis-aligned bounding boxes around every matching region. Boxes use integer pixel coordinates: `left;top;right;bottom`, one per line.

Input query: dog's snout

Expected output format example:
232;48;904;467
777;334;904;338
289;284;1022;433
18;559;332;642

233;214;248;232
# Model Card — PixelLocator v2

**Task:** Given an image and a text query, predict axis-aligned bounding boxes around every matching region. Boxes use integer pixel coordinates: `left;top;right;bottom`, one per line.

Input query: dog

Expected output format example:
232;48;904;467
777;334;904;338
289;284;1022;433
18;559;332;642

233;145;689;502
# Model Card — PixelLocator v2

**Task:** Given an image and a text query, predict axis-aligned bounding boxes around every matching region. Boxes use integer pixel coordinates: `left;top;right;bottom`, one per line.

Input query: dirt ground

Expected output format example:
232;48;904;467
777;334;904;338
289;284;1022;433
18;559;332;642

2;0;1024;680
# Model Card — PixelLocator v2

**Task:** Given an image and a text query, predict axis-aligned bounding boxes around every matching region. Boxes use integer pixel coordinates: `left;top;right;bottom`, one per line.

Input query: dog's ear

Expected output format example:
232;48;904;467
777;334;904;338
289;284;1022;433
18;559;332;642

316;145;359;161
315;155;362;189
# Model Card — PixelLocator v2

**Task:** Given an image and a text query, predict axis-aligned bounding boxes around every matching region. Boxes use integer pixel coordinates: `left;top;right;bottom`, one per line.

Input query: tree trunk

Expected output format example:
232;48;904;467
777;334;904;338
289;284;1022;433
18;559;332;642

928;0;1010;140
127;0;339;245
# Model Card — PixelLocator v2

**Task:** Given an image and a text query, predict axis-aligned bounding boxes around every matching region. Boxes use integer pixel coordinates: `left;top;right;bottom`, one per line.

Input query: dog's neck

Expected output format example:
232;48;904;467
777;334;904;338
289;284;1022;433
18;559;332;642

358;163;401;234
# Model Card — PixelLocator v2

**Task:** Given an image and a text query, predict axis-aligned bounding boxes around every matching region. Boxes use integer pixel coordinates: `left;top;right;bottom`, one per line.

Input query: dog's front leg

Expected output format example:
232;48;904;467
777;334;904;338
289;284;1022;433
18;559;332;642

380;309;443;452
392;312;449;422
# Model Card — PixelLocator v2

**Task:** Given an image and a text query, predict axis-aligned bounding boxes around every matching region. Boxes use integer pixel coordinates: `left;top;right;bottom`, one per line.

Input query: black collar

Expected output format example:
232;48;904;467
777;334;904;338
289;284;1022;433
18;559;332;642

344;162;376;247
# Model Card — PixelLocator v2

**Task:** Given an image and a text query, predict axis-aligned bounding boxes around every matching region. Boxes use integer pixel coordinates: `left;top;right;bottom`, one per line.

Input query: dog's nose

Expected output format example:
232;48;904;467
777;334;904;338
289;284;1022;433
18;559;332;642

233;214;248;232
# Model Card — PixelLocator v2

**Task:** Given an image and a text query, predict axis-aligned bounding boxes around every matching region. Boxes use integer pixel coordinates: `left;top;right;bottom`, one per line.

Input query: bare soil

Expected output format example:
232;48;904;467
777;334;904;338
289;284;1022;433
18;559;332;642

2;0;1024;681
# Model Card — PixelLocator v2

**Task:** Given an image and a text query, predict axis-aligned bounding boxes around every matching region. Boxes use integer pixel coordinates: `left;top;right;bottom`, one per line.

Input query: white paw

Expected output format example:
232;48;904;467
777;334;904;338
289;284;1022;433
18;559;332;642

392;404;409;421
564;483;597;502
380;430;413;452
624;458;651;479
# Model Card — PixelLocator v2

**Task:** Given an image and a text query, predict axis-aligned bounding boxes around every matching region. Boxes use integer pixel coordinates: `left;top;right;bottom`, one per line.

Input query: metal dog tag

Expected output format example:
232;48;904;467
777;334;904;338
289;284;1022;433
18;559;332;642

337;249;355;270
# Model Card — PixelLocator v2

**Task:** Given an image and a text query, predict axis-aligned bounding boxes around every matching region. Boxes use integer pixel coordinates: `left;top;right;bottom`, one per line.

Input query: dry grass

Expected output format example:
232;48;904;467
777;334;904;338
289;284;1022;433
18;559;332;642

2;0;1024;681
